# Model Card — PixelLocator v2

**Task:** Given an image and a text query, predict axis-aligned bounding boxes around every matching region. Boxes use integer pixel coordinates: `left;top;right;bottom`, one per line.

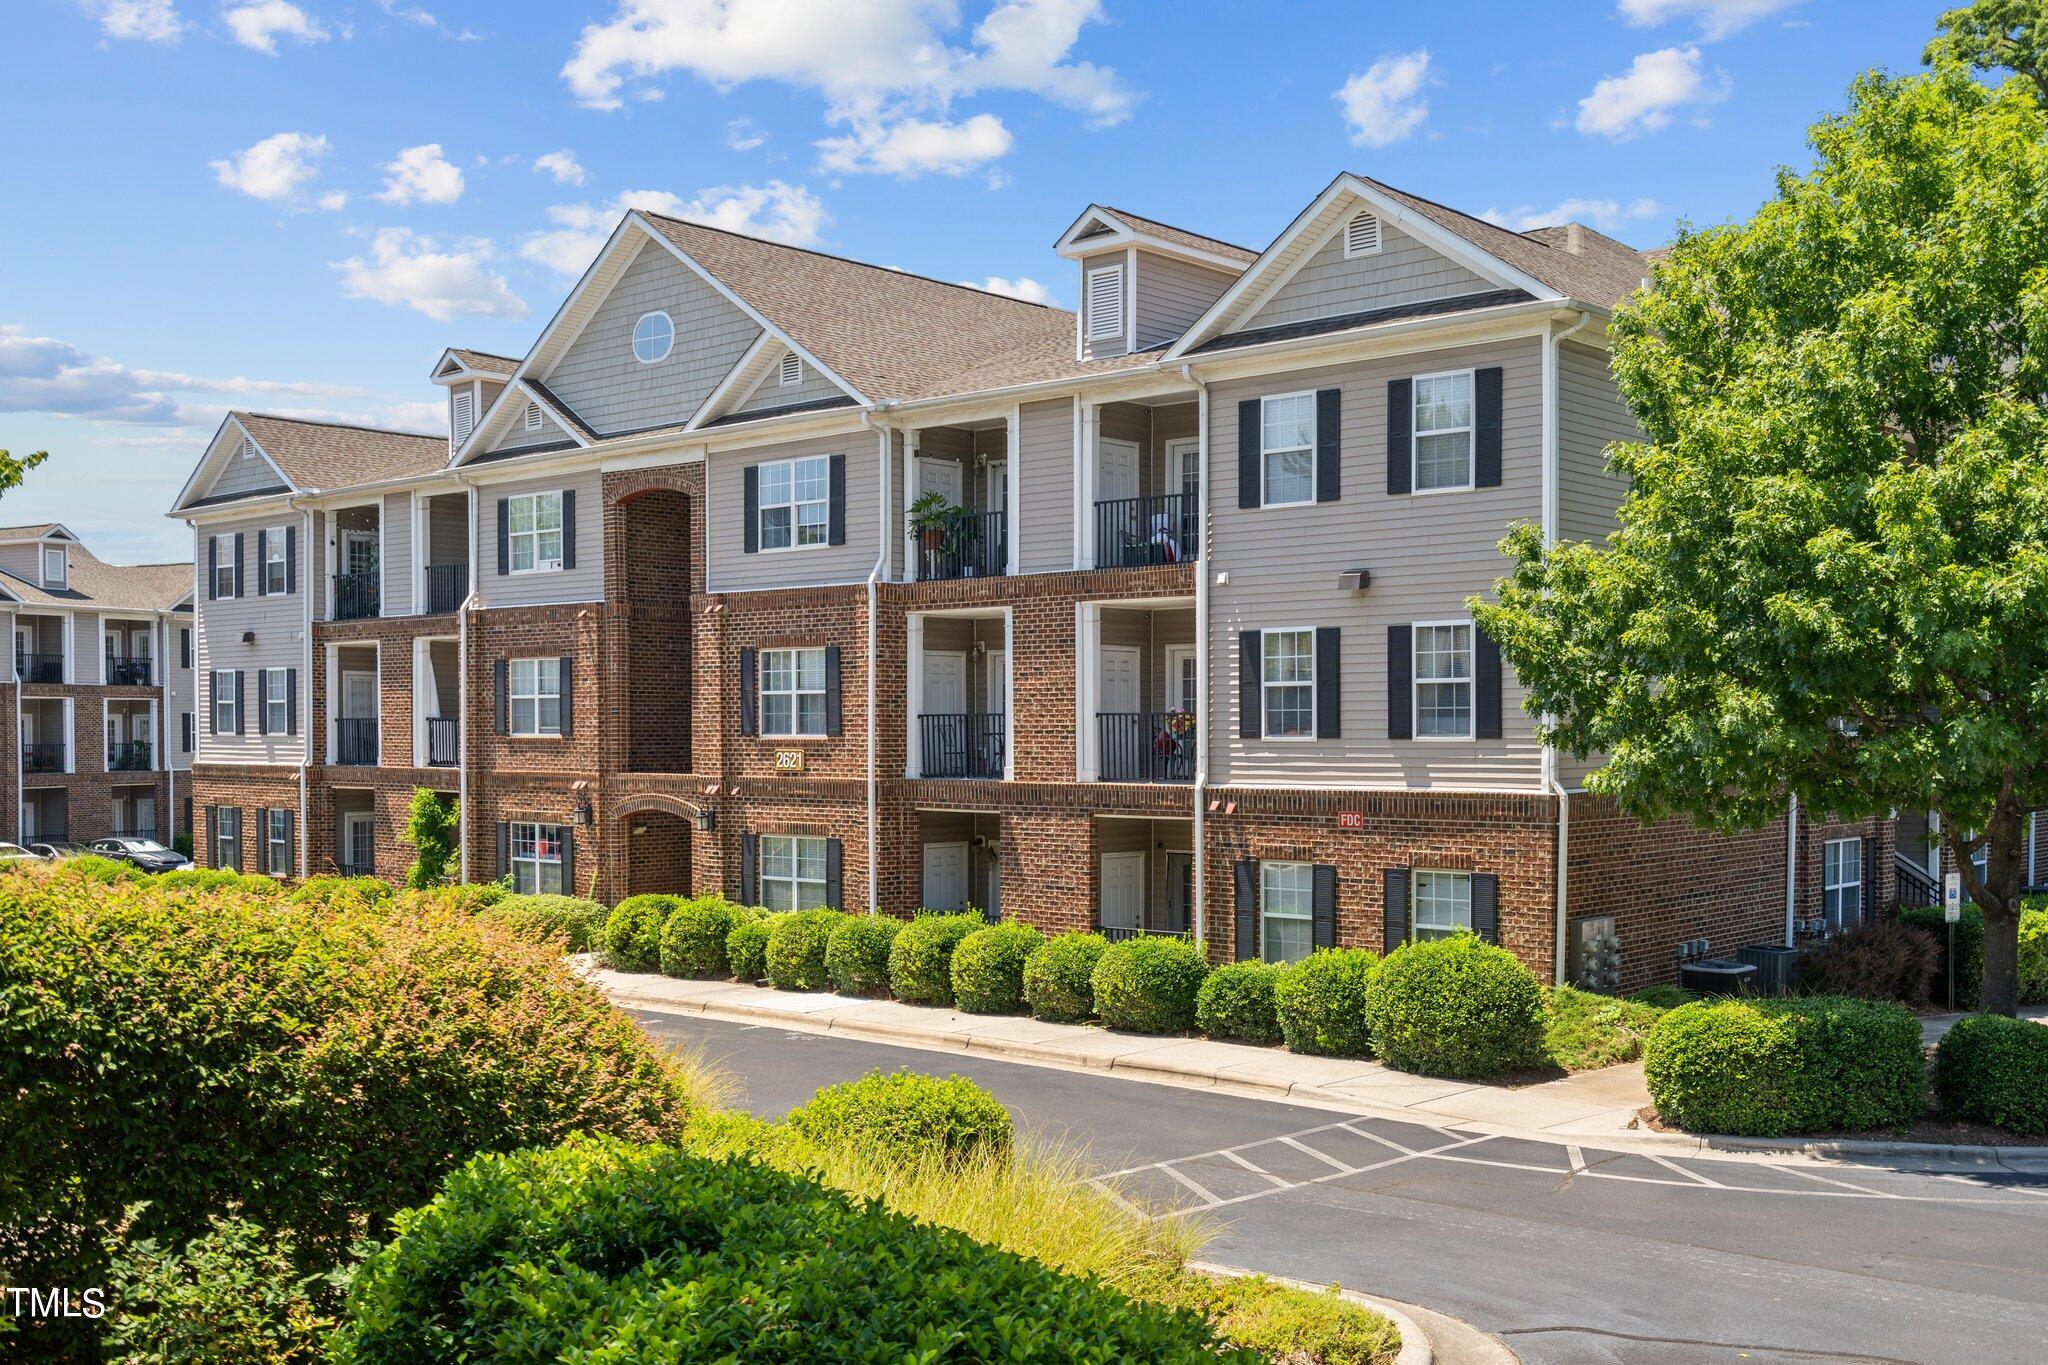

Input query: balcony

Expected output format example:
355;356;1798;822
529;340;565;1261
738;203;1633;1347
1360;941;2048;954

22;743;62;774
16;653;62;684
1095;492;1198;569
426;716;459;767
335;717;379;766
333;571;380;622
425;563;468;615
1097;712;1196;784
106;740;154;772
918;712;1005;779
910;509;1007;582
104;655;152;686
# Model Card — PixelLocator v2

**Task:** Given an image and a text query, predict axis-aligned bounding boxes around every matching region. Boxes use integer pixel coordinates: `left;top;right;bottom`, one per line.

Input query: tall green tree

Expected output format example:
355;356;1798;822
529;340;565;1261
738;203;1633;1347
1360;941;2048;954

1927;0;2048;102
0;450;49;500
1473;66;2048;1015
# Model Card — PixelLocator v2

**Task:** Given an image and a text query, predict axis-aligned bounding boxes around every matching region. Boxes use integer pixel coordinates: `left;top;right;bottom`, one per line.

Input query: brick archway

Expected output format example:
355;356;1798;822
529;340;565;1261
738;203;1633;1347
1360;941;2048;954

622;808;693;898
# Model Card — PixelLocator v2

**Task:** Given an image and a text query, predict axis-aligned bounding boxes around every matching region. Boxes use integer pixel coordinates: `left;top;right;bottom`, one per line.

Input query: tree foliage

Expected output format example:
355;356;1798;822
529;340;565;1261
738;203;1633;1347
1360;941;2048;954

1927;0;2048;103
396;787;458;889
1474;66;2048;1014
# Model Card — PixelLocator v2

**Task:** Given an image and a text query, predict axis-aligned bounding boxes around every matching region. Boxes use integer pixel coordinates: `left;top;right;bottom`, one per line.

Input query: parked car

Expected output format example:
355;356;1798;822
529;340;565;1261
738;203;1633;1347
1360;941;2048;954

29;840;93;860
0;842;41;863
91;837;193;873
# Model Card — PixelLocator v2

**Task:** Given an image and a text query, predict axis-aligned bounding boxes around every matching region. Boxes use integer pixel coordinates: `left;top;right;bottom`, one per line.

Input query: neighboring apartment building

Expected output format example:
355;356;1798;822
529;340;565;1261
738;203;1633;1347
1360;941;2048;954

0;524;193;846
177;172;1891;990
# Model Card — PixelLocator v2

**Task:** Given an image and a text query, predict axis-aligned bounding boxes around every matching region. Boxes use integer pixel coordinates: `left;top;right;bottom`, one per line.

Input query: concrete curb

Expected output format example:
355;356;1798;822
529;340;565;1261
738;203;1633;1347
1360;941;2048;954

1188;1260;1443;1365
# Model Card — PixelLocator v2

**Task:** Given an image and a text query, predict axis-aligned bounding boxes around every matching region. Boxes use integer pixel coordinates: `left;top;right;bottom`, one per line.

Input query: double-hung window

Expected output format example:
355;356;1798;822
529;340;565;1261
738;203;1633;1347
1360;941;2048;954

509;822;566;894
1823;838;1864;925
1261;628;1315;739
506;492;564;573
216;807;241;870
212;535;235;598
758;456;829;551
1260;392;1316;506
214;670;238;735
261;668;288;734
1260;861;1314;964
1412;371;1474;492
1413;870;1473;940
1414;623;1474;739
265;809;291;876
508;658;562;736
760;648;826;737
263;527;288;594
760;834;829;911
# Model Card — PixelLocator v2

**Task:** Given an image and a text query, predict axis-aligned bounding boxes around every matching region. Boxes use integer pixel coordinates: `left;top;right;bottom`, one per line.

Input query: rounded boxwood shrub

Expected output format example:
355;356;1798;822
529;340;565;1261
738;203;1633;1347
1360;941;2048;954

825;913;902;996
784;1069;1013;1162
658;895;741;978
1195;961;1286;1045
765;908;842;991
1273;949;1380;1058
1090;937;1208;1034
1644;996;1924;1137
726;910;777;982
328;1134;1227;1364
602;893;679;973
485;893;608;953
951;923;1045;1015
1367;935;1546;1079
1933;1013;2048;1135
1024;932;1109;1023
888;912;986;1006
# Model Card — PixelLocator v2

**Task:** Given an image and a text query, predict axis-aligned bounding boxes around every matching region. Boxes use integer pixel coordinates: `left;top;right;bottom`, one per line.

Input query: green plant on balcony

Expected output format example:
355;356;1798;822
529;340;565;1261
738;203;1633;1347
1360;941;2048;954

908;491;964;556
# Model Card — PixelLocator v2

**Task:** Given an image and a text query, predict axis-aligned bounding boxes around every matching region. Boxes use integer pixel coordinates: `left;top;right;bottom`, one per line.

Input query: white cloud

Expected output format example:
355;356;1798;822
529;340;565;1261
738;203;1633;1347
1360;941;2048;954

725;117;768;151
75;0;185;42
0;323;369;425
1336;50;1432;148
1575;47;1726;141
209;131;333;203
815;113;1011;177
334;229;528;320
375;0;436;25
1482;198;1662;233
520;181;830;277
316;189;349;211
221;0;329;54
964;275;1049;303
375;143;464;205
533;149;586;185
1617;0;1800;40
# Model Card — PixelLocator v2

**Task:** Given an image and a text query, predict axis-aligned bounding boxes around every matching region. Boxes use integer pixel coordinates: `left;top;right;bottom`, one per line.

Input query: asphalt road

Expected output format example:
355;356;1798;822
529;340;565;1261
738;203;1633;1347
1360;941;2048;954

633;1009;2048;1365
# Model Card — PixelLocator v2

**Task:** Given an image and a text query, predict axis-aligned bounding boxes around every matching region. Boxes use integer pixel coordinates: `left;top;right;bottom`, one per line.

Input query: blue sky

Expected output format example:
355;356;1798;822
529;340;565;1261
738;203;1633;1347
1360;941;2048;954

2;0;1945;561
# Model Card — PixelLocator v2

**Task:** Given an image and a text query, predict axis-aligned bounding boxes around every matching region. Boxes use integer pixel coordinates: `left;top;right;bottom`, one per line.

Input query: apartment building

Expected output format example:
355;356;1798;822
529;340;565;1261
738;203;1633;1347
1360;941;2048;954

0;524;192;846
178;172;1890;990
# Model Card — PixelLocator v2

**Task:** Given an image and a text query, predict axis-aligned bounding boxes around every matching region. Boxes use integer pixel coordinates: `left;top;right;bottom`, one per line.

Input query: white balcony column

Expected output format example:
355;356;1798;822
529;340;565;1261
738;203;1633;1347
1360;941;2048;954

147;698;158;769
412;637;429;768
905;613;925;777
1075;602;1101;781
411;492;427;615
60;615;74;685
902;430;920;583
61;698;74;774
1005;406;1021;576
1075;401;1099;570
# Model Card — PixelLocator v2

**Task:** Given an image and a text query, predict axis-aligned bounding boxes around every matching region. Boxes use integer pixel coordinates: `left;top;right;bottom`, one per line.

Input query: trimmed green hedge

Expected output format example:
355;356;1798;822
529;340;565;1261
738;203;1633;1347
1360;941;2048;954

485;893;608;953
785;1069;1014;1163
1933;1013;2048;1135
889;912;986;1006
1024;932;1108;1023
1195;961;1286;1045
952;923;1045;1015
2018;908;2048;1007
725;909;777;982
603;893;679;973
1368;936;1546;1079
659;896;742;978
765;908;842;991
825;914;902;996
1901;904;1983;1009
1644;996;1925;1136
1273;949;1380;1058
1091;937;1207;1034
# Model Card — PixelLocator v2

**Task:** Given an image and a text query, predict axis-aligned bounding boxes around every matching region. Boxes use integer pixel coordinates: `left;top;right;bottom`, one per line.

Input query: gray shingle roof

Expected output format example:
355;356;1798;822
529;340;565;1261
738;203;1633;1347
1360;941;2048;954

0;544;189;612
1362;179;1652;310
1098;207;1260;264
0;523;66;543
448;348;519;375
233;413;448;492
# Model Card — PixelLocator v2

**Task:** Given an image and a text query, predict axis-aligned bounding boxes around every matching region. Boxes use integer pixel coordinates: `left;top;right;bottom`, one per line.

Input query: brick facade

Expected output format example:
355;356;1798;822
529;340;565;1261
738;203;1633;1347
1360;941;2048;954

8;679;183;847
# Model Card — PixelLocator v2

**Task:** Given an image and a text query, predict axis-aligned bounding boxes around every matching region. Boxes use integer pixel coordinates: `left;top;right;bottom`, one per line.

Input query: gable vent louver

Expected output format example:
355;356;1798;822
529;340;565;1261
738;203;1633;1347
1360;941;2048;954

451;390;475;444
525;401;544;431
1345;211;1382;259
1084;264;1125;341
779;353;802;386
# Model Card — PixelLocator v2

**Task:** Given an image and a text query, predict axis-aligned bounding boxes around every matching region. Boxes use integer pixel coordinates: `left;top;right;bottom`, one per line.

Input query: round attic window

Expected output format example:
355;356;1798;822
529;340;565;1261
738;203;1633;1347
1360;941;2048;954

632;311;674;364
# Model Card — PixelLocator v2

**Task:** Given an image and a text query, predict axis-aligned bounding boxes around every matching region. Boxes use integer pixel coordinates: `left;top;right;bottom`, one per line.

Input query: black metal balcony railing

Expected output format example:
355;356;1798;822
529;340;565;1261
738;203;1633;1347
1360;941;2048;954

1894;854;1940;910
16;653;62;684
336;717;379;766
1096;712;1196;783
1095;492;1198;569
333;571;380;622
104;655;152;686
108;827;159;842
337;860;374;879
910;509;1007;581
425;563;468;614
918;712;1005;779
21;743;62;773
426;716;459;767
106;741;153;772
1098;924;1194;944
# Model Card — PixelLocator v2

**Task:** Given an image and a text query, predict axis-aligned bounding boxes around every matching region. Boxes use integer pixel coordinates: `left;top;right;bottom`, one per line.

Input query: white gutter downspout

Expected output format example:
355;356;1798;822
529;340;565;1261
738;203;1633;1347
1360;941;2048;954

1784;793;1800;946
1541;310;1595;984
1180;363;1211;952
453;468;481;883
290;500;316;876
860;405;897;913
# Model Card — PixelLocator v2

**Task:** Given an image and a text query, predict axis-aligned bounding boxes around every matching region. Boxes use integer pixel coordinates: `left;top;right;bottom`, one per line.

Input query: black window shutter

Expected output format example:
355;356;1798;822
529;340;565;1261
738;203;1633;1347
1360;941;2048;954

207;538;218;601
1238;629;1262;739
285;668;297;736
496;498;509;575
1475;626;1503;741
743;466;760;553
826;837;844;910
1313;864;1338;950
1471;873;1499;943
205;807;217;867
1234;859;1257;961
1387;624;1413;740
183;711;193;752
738;648;758;736
1314;388;1341;503
1237;399;1261;509
557;655;574;736
493;659;508;734
233;532;245;597
234;670;246;735
1386;378;1413;495
257;670;270;736
1383;867;1410;952
181;627;192;669
561;490;577;570
207;673;219;736
1474;366;1504;489
285;524;297;594
1314;627;1341;740
255;529;269;596
824;646;842;736
496;822;510;881
740;832;759;905
560;826;577;896
1861;836;1876;922
283;811;295;876
827;454;846;546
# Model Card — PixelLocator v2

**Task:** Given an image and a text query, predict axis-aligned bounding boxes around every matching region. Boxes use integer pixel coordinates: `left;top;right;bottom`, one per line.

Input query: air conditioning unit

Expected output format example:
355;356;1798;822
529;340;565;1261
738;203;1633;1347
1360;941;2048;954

1568;915;1622;993
1737;943;1803;996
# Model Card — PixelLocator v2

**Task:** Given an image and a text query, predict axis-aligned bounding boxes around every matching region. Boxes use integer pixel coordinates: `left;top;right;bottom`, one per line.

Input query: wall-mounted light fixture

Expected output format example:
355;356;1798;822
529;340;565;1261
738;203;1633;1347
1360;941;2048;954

572;797;593;827
1338;569;1373;593
692;809;716;833
241;630;256;644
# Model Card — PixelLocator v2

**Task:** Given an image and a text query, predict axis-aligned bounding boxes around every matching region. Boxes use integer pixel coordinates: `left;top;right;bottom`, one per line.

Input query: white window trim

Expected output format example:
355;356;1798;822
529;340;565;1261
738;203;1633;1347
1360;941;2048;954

1823;837;1864;919
1343;210;1383;259
265;808;291;878
509;820;566;895
632;310;674;365
263;525;289;595
41;546;66;588
1412;618;1476;743
214;669;239;737
759;833;831;911
759;646;828;739
211;534;236;598
1084;263;1125;342
1259;859;1315;963
260;667;289;735
1259;624;1317;743
507;656;563;738
1412;868;1474;940
506;490;565;575
1411;368;1477;496
1258;390;1317;509
755;455;832;554
216;807;241;869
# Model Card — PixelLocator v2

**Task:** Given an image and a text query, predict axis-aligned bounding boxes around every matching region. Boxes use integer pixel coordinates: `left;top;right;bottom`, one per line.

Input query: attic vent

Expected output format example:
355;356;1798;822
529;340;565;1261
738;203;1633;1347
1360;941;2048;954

451;389;475;444
778;353;802;387
1344;211;1382;259
239;438;256;461
525;400;544;432
1083;263;1125;342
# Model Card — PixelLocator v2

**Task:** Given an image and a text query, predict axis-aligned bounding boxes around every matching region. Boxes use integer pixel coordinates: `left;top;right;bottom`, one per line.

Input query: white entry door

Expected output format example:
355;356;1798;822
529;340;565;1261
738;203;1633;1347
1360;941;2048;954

1100;850;1144;931
1099;438;1140;503
1164;645;1196;715
1167;438;1201;501
922;841;969;912
986;460;1008;515
916;456;964;506
923;651;966;715
1099;646;1141;715
341;811;374;872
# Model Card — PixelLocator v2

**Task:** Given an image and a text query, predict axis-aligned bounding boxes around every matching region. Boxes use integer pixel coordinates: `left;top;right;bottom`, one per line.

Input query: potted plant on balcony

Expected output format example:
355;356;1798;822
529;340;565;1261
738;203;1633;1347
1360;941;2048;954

909;491;957;556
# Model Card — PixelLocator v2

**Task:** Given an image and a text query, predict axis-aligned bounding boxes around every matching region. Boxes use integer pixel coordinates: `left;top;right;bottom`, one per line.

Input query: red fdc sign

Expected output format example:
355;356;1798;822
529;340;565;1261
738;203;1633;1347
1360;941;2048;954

1337;811;1364;830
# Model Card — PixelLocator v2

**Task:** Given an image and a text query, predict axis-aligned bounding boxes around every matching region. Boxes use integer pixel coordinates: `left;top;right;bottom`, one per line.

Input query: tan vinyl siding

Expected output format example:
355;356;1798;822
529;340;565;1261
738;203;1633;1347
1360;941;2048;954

1207;337;1545;790
426;495;468;575
1014;398;1075;573
707;429;881;593
473;470;605;607
381;492;414;615
543;238;763;435
168;617;196;771
735;353;844;414
1078;251;1129;360
0;543;42;580
1555;341;1635;545
1240;220;1493;333
202;437;289;500
1134;254;1237;350
194;512;306;766
74;613;102;684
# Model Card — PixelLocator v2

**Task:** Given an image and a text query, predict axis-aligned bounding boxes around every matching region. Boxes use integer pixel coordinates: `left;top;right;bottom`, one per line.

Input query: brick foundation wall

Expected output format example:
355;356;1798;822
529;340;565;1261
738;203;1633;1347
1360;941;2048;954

9;681;178;845
191;763;300;873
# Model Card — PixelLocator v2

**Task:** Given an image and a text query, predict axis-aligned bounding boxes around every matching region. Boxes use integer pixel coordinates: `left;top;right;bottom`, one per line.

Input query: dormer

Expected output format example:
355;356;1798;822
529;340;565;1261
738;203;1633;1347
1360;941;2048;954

40;541;67;589
431;349;518;455
1054;206;1257;361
